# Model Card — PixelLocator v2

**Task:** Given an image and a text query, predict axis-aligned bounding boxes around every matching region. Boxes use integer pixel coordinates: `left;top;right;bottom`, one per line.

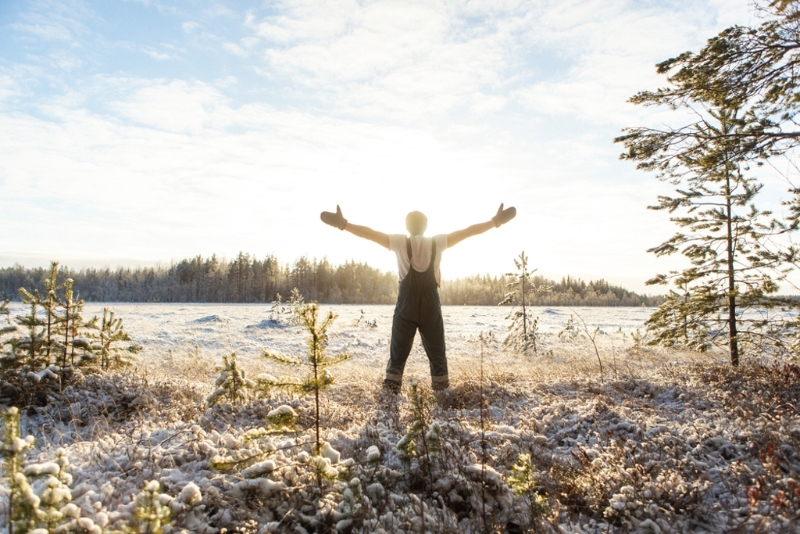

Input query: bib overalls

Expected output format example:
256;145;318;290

384;238;449;392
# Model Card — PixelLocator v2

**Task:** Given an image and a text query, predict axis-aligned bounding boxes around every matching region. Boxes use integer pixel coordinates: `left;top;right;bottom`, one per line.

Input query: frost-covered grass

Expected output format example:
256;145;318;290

1;306;799;533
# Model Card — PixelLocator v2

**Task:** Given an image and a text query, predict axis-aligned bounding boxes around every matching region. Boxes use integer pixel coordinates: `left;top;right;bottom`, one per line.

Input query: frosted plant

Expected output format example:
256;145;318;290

259;303;350;456
396;382;441;488
86;308;142;370
1;407;41;531
0;299;18;365
500;251;548;354
353;309;377;328
206;353;255;408
6;290;47;370
40;262;63;365
130;480;172;534
507;453;548;527
0;407;103;534
55;278;93;368
2;263;95;373
269;293;283;323
125;480;203;534
210;435;277;473
265;404;296;429
557;315;582;342
25;448;76;531
333;477;368;531
286;287;305;325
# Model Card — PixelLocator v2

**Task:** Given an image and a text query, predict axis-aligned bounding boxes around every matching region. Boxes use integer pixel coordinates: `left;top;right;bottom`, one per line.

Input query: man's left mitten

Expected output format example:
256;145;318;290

320;205;348;230
492;203;516;227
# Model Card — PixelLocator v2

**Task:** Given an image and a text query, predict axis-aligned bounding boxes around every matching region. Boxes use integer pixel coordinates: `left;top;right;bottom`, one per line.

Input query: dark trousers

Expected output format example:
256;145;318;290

386;276;449;390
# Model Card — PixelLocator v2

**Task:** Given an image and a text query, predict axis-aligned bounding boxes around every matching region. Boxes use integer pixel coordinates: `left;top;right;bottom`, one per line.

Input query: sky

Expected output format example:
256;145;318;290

0;0;773;294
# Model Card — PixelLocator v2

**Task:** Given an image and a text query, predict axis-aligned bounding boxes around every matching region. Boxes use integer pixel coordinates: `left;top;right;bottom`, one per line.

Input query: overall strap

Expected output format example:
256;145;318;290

406;237;437;272
426;239;437;272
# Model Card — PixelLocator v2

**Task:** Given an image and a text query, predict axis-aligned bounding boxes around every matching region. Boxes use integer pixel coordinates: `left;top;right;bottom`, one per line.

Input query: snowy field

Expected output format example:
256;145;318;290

5;303;657;382
2;303;799;533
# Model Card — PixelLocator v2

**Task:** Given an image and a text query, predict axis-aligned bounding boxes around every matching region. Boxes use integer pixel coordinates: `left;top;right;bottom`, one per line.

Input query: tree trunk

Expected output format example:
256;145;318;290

521;253;527;339
725;168;740;366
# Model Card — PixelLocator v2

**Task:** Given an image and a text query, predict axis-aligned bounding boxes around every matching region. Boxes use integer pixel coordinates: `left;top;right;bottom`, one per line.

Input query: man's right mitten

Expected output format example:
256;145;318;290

320;205;348;230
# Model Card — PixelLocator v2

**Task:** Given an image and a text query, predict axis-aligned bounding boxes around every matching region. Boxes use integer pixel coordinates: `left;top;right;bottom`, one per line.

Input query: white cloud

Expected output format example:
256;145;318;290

9;0;95;42
222;42;248;57
0;73;21;103
142;45;181;61
182;21;200;33
108;79;229;132
511;0;754;125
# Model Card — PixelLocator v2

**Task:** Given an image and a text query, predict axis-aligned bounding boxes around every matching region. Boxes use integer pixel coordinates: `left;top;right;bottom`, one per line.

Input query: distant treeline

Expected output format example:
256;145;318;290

440;274;664;307
0;253;663;307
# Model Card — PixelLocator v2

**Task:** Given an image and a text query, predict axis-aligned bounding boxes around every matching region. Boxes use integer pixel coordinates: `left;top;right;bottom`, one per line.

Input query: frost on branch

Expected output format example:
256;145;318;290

206;352;256;408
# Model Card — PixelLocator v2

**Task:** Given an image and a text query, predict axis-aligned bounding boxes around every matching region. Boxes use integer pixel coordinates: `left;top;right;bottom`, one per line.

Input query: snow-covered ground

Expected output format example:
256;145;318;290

1;304;798;533
4;303;655;378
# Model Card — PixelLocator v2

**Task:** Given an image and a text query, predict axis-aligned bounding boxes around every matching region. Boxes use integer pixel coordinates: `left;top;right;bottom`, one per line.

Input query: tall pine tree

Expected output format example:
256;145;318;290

618;88;798;364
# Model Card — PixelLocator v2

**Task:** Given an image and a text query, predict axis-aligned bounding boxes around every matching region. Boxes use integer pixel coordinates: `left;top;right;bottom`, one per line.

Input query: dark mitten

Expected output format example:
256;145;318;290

320;205;348;230
492;203;516;227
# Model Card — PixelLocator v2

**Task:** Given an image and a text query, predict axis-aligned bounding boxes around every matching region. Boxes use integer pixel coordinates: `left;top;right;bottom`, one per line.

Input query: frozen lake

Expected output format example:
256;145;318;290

6;303;655;369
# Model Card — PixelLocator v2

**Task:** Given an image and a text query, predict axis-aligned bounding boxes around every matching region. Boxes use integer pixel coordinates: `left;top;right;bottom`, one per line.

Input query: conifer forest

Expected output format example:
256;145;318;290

3;2;800;534
0;256;663;307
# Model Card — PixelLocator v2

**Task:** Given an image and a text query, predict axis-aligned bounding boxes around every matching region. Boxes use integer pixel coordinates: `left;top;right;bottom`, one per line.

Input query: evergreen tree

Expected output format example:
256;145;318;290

41;262;63;363
631;1;800;165
54;278;91;368
206;353;255;408
9;289;48;370
618;94;798;364
259;303;350;456
269;293;283;323
88;308;142;370
499;252;549;354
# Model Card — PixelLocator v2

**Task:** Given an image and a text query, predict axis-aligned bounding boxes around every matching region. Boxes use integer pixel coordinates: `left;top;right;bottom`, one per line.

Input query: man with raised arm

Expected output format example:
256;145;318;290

320;205;516;393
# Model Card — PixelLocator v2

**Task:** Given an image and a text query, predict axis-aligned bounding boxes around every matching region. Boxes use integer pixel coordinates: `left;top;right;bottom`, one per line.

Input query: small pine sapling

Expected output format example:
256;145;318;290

87;308;142;370
54;279;92;369
206;353;255;408
500;251;549;354
209;407;294;474
0;300;18;364
557;315;581;342
26;448;76;532
210;434;279;473
41;262;64;364
130;480;172;534
396;382;442;489
287;287;305;325
0;407;103;533
1;406;40;531
354;309;377;328
236;405;300;445
259;303;350;456
269;293;283;323
507;453;549;528
10;289;48;370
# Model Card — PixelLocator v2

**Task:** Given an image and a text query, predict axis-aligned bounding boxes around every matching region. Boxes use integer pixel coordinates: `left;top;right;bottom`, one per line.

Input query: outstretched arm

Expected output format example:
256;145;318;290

320;205;390;248
447;221;495;248
345;222;390;248
447;203;516;248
